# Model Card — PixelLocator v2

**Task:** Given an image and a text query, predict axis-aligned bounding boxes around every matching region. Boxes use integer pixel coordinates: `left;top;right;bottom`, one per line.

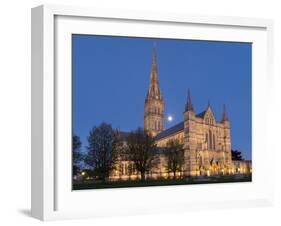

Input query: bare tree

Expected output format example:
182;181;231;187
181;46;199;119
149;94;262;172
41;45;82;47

126;128;157;180
111;129;126;178
164;139;184;179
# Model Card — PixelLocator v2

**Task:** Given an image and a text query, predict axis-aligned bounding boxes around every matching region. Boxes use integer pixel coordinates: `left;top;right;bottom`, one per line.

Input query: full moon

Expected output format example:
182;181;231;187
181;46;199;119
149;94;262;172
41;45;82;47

167;116;173;122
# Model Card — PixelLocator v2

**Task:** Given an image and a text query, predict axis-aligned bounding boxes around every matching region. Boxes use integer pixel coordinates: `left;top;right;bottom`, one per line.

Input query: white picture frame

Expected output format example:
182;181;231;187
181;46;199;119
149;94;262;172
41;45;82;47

31;4;274;221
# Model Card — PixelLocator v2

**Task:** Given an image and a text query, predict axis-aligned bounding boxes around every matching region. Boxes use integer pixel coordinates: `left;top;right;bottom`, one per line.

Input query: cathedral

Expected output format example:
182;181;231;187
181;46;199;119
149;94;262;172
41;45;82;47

110;47;251;180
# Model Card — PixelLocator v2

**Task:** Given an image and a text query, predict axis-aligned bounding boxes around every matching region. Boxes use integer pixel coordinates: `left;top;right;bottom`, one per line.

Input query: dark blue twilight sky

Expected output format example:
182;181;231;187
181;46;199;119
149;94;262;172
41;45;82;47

72;35;252;160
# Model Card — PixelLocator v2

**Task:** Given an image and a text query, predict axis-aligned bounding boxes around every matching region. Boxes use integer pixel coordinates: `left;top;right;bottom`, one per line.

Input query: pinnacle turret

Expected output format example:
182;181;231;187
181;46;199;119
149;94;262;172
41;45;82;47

221;104;229;122
185;89;194;112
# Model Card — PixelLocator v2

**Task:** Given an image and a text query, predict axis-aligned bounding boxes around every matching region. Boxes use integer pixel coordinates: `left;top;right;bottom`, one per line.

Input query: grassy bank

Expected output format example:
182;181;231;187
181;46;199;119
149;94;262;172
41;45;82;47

73;174;252;190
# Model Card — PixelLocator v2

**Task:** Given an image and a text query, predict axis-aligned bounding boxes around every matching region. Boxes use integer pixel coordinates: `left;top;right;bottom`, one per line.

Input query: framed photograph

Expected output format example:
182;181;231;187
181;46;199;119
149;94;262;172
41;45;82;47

31;4;274;221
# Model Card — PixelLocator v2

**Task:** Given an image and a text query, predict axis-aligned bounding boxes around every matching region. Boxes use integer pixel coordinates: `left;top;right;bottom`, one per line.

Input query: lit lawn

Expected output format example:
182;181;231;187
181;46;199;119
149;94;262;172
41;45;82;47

73;174;252;190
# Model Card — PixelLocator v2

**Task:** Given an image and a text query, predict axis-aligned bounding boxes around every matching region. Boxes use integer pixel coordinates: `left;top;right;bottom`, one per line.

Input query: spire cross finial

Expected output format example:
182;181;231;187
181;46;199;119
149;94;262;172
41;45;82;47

188;89;192;105
152;42;157;66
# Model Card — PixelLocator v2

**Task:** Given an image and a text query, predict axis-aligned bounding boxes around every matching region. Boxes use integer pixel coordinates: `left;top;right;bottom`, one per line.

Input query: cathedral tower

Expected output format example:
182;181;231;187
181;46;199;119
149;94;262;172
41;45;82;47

221;104;232;168
144;47;164;137
183;90;198;176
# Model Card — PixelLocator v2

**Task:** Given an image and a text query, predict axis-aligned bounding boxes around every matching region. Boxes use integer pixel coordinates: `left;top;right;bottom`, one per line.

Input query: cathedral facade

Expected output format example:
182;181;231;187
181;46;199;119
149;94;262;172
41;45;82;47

110;48;251;180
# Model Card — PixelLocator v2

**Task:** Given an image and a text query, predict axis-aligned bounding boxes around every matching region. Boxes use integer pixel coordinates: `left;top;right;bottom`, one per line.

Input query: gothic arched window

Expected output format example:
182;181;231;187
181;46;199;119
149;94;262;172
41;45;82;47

213;134;216;150
209;130;213;150
206;117;215;125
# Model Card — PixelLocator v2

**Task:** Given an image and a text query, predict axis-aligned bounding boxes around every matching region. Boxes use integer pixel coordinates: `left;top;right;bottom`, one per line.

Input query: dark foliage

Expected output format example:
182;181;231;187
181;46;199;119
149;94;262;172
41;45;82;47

84;123;123;180
164;139;185;178
84;123;120;180
72;134;82;175
231;149;243;161
126;128;157;180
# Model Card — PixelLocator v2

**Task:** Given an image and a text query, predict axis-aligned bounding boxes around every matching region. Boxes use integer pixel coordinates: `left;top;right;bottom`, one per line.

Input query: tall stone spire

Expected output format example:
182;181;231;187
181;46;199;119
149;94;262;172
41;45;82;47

146;46;162;100
144;46;164;137
221;104;229;122
185;89;194;112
